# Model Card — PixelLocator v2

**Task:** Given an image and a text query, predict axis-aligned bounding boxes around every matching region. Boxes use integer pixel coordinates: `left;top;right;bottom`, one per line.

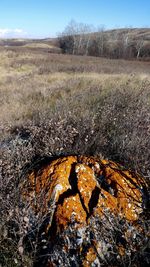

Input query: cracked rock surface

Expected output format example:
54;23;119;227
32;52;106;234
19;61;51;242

21;156;148;266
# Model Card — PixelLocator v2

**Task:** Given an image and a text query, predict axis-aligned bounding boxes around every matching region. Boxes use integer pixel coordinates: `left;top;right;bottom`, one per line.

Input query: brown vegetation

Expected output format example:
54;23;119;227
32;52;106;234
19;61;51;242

0;45;150;266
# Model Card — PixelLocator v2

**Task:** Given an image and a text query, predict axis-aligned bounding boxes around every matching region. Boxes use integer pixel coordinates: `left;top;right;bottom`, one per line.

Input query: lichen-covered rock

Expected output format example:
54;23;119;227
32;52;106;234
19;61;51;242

21;156;148;266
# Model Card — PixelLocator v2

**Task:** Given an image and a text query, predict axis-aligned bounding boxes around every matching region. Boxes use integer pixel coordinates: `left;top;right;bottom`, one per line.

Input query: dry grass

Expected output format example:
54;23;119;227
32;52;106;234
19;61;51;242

0;46;150;172
23;42;55;49
0;46;150;266
0;47;150;130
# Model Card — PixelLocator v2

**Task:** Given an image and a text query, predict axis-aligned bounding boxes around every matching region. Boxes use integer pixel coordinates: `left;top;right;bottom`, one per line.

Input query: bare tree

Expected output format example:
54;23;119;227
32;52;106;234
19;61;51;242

135;39;144;59
58;20;93;55
58;22;149;60
96;26;105;56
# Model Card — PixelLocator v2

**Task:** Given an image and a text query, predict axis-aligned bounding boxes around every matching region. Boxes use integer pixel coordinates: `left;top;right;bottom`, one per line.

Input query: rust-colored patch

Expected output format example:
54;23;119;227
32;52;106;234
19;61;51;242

22;156;77;214
21;155;148;266
94;159;144;221
56;193;87;229
82;246;97;267
76;163;98;213
22;156;144;226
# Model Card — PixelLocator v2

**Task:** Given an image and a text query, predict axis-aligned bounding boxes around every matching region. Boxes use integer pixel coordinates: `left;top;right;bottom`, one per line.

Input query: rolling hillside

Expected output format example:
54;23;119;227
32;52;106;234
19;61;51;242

0;28;150;59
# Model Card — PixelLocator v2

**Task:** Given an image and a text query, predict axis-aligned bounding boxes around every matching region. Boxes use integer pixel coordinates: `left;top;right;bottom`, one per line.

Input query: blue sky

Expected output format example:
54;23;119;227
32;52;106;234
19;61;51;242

0;0;149;38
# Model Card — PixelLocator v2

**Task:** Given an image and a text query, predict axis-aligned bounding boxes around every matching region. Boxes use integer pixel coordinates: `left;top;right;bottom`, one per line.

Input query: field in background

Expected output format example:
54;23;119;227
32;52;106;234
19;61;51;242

0;45;150;169
0;43;150;266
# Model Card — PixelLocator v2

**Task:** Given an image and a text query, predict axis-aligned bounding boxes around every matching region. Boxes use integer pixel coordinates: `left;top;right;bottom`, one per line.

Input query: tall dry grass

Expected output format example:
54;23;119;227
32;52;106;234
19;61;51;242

0;46;150;266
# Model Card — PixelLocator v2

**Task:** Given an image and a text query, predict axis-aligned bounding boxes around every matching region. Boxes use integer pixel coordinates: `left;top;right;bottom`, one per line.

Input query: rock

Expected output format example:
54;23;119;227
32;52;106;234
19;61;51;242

18;246;24;255
21;156;148;266
82;246;97;267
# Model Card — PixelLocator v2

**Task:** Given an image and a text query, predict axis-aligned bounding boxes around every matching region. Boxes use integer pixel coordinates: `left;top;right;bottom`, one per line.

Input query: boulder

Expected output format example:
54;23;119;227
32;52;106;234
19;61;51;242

21;156;148;266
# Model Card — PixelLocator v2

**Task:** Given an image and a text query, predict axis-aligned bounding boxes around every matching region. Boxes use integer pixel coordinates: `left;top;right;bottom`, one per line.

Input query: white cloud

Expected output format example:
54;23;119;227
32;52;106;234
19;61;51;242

0;28;27;38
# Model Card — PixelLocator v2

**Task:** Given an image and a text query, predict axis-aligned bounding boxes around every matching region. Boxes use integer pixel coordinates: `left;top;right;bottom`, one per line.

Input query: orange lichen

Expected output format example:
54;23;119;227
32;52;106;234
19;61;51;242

22;156;77;214
56;194;87;229
22;155;146;225
76;163;98;212
82;246;97;267
94;160;144;221
21;155;148;266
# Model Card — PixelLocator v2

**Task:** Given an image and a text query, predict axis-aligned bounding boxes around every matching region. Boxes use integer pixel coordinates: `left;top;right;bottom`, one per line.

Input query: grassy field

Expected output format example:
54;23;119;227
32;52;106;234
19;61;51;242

0;44;150;172
0;44;150;266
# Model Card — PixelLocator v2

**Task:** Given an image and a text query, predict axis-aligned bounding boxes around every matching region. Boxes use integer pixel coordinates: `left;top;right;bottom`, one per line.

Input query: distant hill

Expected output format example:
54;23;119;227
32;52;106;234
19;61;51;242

0;28;150;59
0;38;61;54
99;28;150;41
58;27;150;60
